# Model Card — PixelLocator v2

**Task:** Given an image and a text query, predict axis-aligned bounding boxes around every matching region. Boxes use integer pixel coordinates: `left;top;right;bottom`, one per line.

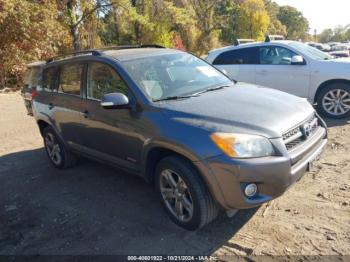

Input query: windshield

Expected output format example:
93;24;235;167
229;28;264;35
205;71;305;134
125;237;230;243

289;42;333;60
122;52;232;101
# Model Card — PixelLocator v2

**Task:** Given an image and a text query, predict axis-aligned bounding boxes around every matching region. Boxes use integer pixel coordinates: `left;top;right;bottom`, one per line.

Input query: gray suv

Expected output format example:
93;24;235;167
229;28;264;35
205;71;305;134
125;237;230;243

32;46;328;230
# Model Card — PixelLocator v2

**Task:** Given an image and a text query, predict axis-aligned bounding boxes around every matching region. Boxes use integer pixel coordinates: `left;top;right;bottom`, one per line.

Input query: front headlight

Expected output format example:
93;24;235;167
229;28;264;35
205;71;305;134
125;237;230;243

210;133;274;158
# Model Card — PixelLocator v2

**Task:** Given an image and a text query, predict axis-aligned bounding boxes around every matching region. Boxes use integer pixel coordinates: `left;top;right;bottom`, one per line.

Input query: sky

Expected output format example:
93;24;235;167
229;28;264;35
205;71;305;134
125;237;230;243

273;0;350;33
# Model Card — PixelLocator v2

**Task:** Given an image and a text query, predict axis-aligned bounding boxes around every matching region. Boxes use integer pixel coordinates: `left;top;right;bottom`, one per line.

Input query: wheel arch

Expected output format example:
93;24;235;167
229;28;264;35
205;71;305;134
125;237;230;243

37;119;50;136
142;144;228;209
314;79;350;103
143;146;198;184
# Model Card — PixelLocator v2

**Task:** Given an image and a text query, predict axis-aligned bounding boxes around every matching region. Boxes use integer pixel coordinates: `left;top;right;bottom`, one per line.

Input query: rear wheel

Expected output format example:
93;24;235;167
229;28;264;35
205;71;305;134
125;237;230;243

43;126;77;169
317;83;350;118
155;156;219;230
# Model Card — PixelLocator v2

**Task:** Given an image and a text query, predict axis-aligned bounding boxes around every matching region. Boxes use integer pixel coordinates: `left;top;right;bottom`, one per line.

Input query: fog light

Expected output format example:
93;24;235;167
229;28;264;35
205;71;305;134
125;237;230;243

244;183;257;197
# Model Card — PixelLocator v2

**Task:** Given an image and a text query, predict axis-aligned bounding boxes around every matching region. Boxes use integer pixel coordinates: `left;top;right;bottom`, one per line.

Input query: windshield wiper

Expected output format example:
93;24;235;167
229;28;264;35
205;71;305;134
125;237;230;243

152;85;231;102
152;94;198;102
192;85;231;96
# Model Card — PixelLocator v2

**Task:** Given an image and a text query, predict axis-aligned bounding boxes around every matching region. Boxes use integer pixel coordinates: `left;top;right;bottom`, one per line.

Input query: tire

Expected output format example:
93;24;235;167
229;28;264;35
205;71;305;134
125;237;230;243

316;83;350;119
43;126;77;169
155;156;219;230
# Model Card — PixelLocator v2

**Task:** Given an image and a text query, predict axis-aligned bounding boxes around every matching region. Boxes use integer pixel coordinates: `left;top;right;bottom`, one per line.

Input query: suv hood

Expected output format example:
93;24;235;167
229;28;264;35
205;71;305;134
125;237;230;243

158;83;315;138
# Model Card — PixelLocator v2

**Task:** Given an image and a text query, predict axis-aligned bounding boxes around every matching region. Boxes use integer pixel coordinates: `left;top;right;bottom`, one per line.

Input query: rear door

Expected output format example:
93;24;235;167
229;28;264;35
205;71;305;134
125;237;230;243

212;47;259;84
255;45;310;97
50;63;85;147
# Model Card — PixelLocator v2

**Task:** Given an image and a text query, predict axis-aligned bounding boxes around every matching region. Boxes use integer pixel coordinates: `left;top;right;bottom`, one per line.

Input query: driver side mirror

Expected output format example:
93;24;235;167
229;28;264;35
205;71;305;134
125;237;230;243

291;55;305;65
101;92;130;109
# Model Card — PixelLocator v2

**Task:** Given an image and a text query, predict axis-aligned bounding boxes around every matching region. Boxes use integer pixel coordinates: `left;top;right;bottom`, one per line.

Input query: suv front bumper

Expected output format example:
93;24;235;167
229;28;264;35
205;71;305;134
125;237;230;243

198;127;327;210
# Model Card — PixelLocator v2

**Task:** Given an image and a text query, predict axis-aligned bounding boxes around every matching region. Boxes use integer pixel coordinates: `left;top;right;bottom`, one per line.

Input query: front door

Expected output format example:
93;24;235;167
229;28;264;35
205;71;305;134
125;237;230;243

78;61;144;171
255;45;310;98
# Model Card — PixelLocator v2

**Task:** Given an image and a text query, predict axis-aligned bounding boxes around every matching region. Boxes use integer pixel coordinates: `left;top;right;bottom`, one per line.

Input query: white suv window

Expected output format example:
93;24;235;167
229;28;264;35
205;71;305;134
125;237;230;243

259;46;297;65
213;47;259;65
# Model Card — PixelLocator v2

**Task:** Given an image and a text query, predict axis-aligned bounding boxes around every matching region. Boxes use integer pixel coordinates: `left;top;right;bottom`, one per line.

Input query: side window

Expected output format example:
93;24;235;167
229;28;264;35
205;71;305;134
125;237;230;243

86;62;128;100
213;47;259;65
42;67;58;92
58;63;83;96
259;46;297;65
30;67;40;88
24;69;32;87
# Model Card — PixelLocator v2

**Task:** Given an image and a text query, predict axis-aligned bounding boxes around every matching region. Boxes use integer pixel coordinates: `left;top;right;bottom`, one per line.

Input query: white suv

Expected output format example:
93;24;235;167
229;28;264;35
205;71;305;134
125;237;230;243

206;41;350;118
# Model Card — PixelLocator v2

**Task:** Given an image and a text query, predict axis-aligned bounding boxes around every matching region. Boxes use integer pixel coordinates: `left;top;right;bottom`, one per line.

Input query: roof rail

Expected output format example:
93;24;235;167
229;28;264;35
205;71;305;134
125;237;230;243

46;50;102;63
97;44;166;51
265;35;285;42
46;44;166;63
233;39;255;46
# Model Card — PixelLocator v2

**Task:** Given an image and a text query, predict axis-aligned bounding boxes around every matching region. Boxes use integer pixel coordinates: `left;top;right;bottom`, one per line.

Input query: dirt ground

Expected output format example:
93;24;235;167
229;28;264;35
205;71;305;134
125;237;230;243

0;93;349;257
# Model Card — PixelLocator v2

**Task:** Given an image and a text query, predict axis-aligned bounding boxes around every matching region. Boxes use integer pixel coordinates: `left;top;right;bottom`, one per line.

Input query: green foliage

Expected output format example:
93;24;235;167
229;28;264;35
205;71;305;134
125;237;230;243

237;0;270;41
318;25;350;43
277;5;309;40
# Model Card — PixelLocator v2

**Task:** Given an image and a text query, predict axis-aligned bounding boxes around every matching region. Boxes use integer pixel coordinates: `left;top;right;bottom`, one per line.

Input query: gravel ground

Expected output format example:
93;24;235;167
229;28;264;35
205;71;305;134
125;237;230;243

0;93;349;257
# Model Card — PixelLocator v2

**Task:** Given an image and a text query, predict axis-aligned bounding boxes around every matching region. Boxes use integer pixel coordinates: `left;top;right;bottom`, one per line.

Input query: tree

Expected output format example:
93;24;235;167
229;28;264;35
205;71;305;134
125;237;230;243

264;0;286;36
318;29;334;43
277;5;309;40
58;0;115;51
216;0;242;44
0;0;71;89
237;0;270;40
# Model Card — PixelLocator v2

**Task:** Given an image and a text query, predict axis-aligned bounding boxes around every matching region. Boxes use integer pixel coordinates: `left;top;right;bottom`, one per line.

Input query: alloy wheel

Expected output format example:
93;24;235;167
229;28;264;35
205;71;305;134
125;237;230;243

322;88;350;116
45;132;62;166
159;169;194;222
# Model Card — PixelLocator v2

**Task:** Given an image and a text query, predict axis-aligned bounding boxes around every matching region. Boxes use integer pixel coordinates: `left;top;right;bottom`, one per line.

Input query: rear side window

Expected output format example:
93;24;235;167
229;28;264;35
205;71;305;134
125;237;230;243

213;47;259;65
24;69;32;86
58;64;83;96
30;67;40;87
42;67;58;91
86;62;128;100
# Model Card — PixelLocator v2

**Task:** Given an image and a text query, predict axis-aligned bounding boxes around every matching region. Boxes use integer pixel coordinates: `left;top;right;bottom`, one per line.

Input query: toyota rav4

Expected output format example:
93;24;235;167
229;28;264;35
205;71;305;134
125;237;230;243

32;45;328;230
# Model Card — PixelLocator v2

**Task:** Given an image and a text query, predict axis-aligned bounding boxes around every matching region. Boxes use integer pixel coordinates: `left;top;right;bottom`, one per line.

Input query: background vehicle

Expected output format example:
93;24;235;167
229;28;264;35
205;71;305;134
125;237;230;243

307;42;331;52
206;40;350;118
21;61;44;115
329;44;350;58
32;46;327;230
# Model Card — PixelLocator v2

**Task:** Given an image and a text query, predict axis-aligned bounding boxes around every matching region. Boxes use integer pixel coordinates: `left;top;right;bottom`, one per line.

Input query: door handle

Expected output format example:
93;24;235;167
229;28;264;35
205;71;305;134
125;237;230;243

48;103;54;110
81;110;89;118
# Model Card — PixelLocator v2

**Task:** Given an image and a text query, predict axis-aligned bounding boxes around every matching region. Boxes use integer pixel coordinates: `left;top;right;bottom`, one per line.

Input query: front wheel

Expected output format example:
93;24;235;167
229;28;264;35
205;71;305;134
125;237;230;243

155;156;219;230
317;83;350;119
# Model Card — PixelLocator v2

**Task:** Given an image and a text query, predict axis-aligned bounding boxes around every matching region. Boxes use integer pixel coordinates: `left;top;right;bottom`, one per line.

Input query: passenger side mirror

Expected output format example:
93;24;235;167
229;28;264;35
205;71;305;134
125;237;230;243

291;55;305;65
101;92;129;109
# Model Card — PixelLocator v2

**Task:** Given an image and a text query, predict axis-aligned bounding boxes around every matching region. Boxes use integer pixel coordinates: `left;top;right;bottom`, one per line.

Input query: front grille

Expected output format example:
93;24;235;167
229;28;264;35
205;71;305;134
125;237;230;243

283;116;320;151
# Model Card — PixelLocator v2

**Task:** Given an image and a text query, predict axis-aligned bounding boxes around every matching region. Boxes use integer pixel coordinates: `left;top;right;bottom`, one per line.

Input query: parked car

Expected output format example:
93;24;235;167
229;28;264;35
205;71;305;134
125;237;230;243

307;42;330;52
21;61;45;115
32;46;327;230
206;40;350;118
329;44;350;58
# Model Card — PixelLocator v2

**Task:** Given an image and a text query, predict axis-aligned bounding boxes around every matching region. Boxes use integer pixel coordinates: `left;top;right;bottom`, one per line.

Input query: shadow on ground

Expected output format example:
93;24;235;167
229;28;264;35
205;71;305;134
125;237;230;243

323;117;349;128
0;148;258;255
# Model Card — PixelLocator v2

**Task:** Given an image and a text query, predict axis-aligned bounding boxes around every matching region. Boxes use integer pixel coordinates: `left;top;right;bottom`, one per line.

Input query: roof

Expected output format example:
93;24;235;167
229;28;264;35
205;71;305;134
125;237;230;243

209;40;296;54
44;46;184;65
102;48;182;61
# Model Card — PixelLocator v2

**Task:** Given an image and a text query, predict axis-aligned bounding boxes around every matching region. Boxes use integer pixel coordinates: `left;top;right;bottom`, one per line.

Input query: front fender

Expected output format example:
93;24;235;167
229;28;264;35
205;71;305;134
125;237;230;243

140;138;229;210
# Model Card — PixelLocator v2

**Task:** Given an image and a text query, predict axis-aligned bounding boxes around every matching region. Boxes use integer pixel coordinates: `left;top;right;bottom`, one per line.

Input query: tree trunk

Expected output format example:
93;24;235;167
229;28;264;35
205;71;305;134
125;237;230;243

71;26;81;51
